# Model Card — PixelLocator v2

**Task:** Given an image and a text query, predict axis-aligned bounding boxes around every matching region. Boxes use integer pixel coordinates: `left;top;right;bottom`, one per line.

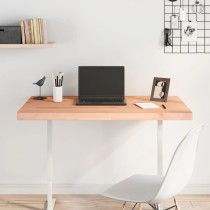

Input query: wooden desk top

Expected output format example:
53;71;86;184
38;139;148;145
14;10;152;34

17;96;192;120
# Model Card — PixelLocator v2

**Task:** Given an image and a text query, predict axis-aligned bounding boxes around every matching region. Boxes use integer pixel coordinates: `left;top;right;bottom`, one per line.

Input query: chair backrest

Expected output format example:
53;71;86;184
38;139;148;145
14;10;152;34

152;124;204;204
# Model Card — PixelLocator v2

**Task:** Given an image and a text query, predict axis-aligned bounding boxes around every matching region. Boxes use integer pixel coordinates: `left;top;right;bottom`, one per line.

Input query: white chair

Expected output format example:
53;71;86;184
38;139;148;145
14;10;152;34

103;124;204;210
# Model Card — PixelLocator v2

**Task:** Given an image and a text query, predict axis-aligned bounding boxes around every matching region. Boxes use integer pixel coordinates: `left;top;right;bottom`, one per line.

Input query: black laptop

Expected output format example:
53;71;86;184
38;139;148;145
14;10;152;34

76;66;126;105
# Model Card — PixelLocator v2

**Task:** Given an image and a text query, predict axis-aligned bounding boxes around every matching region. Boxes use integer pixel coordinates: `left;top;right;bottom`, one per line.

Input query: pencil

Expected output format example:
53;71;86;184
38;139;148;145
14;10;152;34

162;104;167;109
51;72;55;87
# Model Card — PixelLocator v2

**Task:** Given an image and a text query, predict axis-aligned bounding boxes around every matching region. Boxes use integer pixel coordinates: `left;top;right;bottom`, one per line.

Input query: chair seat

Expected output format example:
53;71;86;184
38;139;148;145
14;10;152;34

103;174;164;203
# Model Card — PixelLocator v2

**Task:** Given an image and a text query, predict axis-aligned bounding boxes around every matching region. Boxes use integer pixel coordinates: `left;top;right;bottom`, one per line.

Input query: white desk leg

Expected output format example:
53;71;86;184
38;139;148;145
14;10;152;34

157;120;163;176
47;120;56;210
157;121;164;210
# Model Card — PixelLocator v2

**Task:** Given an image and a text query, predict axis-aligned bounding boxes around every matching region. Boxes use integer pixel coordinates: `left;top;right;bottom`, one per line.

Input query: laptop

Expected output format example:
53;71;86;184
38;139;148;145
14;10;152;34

76;66;127;105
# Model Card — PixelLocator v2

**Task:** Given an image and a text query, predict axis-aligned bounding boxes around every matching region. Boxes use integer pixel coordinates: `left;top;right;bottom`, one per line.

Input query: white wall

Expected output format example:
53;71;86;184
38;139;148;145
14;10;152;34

0;0;210;194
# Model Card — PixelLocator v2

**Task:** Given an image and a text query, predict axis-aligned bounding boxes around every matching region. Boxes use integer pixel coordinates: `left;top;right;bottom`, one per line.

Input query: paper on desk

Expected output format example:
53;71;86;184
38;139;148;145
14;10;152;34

135;102;160;109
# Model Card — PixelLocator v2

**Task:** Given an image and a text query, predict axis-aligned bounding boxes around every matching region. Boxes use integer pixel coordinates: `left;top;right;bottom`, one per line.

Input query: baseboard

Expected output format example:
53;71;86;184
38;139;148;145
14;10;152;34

0;184;111;194
181;184;210;194
0;184;209;194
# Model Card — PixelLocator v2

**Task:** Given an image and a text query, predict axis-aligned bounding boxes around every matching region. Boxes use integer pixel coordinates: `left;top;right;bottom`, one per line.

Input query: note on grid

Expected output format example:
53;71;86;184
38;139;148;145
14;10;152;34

135;102;160;109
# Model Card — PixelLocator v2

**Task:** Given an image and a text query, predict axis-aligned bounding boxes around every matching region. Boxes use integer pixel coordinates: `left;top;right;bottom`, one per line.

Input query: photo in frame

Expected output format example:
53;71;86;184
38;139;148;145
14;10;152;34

182;21;197;42
150;77;170;102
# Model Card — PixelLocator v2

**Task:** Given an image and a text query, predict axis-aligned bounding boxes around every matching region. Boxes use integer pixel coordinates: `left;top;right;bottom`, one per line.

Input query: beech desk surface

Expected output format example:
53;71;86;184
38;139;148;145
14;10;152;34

17;96;193;121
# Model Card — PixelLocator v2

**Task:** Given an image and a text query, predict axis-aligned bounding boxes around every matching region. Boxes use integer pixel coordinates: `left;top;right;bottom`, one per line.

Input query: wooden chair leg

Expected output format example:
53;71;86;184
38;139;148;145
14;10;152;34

174;197;181;210
138;203;142;210
122;201;126;210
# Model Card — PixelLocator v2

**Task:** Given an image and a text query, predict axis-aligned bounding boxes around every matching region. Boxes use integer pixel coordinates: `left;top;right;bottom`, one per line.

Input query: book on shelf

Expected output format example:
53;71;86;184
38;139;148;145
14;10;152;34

29;19;34;44
23;20;30;44
33;19;38;44
20;21;25;44
41;19;47;43
21;18;48;44
38;19;42;44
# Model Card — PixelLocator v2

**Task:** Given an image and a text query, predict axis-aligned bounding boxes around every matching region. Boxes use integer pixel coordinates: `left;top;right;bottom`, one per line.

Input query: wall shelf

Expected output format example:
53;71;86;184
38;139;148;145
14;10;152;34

0;42;56;48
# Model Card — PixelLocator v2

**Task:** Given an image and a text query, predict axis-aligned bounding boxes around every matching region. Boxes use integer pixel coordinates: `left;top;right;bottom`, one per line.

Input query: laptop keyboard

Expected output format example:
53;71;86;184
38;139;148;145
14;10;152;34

80;99;123;102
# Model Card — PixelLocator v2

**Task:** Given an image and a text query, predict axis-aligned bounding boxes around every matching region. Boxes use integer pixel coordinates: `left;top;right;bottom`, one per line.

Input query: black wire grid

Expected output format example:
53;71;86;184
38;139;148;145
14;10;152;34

164;0;210;53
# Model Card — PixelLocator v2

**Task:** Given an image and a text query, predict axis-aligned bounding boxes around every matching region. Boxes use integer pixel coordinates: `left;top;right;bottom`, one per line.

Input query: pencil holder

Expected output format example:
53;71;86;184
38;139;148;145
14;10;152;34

53;86;63;103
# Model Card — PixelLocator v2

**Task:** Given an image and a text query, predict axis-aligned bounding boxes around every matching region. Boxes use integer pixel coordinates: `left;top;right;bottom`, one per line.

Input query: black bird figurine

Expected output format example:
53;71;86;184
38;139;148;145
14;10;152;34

33;76;46;100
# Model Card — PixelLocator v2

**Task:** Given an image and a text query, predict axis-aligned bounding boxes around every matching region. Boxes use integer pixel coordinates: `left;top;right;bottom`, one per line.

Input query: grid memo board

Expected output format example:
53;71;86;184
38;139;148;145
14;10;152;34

164;0;210;53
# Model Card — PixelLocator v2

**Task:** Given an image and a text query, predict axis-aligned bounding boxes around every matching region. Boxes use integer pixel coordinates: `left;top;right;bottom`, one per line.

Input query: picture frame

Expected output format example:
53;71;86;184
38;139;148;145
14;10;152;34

150;77;170;102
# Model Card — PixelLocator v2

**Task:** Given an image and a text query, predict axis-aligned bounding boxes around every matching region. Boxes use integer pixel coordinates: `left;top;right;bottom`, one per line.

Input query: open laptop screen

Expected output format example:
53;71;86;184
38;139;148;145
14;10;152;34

78;66;124;98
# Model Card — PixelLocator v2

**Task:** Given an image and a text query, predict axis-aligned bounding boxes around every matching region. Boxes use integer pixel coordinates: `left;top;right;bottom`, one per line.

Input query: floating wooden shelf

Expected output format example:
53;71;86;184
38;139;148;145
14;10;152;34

0;42;56;48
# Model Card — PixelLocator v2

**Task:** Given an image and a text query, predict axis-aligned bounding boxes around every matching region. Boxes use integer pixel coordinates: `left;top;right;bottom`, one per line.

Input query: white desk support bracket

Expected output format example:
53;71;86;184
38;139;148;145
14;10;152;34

157;120;163;176
47;121;56;210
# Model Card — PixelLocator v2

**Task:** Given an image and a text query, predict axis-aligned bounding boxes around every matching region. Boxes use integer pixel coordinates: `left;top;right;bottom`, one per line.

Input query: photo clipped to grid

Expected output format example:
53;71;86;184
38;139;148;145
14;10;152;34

164;0;210;53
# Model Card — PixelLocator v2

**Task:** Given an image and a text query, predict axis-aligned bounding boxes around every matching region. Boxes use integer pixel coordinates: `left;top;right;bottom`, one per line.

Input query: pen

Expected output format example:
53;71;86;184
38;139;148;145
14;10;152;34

162;104;167;109
61;75;63;86
56;75;58;87
51;72;55;87
59;72;62;86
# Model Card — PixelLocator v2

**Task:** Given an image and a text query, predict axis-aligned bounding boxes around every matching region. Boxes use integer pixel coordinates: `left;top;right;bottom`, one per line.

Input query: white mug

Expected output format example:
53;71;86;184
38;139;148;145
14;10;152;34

53;86;63;102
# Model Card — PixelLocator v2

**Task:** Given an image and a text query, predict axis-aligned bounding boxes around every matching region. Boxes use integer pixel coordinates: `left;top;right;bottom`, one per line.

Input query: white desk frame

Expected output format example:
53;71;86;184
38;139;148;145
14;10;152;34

46;120;164;210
